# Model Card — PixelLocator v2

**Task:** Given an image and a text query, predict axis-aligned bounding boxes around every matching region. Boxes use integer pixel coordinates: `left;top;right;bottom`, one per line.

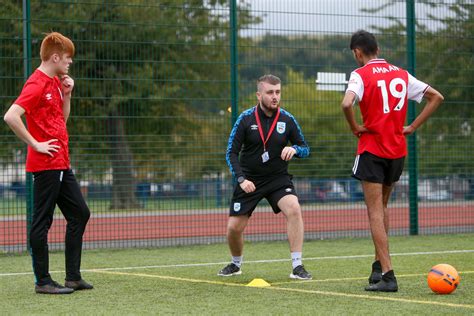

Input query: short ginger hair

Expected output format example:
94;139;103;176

40;32;75;61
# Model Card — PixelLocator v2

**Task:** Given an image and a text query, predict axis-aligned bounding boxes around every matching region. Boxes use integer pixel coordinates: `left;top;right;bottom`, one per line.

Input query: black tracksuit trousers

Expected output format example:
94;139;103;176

30;169;90;286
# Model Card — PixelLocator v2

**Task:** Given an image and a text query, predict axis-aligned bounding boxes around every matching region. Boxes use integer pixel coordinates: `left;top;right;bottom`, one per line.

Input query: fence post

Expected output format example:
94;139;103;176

229;0;238;126
215;175;222;208
406;0;418;235
22;0;34;249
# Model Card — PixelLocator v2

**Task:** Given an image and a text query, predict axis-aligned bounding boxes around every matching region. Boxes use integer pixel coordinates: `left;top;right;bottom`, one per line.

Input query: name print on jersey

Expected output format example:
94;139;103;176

372;65;400;74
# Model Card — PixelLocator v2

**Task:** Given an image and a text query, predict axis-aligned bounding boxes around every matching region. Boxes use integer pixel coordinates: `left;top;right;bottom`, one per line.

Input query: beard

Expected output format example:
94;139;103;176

260;98;279;113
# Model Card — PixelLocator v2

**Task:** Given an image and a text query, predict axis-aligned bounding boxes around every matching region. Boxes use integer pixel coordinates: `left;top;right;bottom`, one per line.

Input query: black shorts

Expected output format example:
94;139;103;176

352;151;405;186
229;175;297;216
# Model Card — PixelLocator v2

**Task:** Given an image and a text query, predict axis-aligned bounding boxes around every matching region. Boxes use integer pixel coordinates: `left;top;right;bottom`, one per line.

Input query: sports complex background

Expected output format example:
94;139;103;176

1;0;473;252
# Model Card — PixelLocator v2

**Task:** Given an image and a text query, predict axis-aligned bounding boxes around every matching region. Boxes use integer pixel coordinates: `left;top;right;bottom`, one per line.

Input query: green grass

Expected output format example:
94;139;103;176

1;234;473;315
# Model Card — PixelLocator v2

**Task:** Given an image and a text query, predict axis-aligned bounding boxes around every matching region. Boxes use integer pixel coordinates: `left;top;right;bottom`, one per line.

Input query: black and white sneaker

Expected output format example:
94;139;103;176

218;263;242;276
290;265;312;280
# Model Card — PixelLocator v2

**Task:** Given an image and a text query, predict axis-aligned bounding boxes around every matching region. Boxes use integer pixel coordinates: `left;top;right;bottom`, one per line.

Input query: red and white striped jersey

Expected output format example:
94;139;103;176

346;58;429;159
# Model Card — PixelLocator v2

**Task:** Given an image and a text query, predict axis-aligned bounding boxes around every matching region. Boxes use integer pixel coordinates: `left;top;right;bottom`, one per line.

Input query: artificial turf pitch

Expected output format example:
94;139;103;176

1;234;473;315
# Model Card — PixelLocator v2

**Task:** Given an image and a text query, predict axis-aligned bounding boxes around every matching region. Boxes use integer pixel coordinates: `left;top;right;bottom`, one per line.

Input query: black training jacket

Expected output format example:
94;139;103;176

226;105;310;180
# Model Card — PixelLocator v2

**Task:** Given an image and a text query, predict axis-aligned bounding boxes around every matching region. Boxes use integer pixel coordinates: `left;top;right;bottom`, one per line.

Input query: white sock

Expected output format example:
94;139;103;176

291;252;302;269
232;256;243;268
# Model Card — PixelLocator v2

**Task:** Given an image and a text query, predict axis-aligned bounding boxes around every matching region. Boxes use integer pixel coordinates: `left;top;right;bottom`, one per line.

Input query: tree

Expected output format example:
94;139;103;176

239;34;355;84
0;2;26;162
0;0;258;209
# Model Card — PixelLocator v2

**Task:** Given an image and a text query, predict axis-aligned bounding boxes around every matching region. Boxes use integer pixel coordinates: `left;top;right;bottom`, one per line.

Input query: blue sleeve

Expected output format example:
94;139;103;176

285;111;310;158
226;112;247;177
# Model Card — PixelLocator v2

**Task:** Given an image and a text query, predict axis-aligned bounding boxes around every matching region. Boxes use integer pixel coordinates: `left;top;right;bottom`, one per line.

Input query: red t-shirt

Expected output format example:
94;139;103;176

14;69;70;172
346;59;429;159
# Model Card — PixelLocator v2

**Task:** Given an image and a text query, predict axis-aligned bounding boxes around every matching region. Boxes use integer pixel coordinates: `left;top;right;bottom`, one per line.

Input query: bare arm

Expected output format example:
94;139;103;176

62;95;71;123
341;91;369;137
61;75;74;122
403;87;444;135
4;104;59;157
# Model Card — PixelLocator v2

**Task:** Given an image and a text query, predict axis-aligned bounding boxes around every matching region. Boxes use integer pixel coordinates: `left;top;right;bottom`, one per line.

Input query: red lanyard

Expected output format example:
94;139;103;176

254;106;280;151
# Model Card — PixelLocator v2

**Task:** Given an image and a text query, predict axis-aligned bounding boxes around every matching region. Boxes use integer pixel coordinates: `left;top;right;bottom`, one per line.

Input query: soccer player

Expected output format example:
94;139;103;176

341;30;444;292
219;74;312;280
4;32;93;294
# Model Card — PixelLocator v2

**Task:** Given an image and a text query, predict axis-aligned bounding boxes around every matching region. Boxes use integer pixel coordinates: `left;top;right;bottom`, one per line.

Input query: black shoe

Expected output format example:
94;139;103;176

218;263;242;276
365;270;398;292
35;281;74;294
368;260;382;285
65;279;94;290
290;265;312;280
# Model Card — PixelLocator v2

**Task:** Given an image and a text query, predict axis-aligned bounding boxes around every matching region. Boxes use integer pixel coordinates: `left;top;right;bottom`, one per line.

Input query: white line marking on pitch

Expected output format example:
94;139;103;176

92;270;474;310
272;271;474;285
1;249;473;277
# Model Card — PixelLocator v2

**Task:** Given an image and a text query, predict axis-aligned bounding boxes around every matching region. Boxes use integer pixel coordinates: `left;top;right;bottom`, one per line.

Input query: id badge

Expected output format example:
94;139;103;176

261;151;269;163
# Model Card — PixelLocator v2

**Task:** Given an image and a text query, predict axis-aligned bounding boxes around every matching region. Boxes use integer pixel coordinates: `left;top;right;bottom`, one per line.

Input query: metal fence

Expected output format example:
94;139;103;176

1;0;473;252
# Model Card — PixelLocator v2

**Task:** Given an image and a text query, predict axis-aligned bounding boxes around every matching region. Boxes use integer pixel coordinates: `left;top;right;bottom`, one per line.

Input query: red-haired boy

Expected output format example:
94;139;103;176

4;32;93;294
